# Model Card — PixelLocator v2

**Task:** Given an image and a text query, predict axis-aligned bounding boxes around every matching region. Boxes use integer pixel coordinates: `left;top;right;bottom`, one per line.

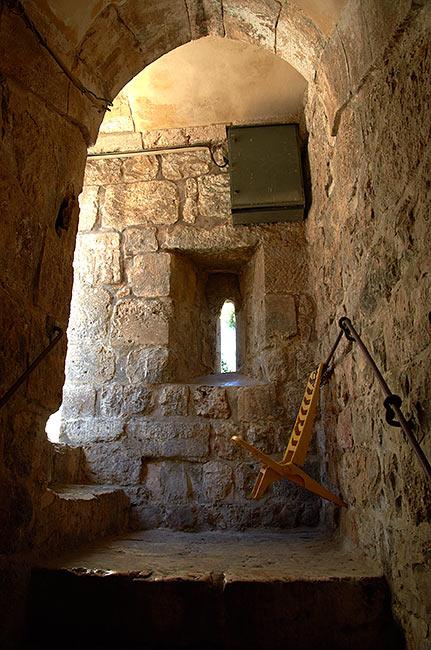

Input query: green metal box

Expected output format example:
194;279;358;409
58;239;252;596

227;123;305;225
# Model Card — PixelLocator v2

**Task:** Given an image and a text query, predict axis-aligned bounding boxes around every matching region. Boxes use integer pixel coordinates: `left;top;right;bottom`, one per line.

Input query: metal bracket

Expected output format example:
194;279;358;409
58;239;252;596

383;394;402;428
339;317;355;342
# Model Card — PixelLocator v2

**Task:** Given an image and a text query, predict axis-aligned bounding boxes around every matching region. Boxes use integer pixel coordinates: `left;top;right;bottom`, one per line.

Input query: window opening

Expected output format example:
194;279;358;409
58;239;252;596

220;300;236;373
45;407;62;443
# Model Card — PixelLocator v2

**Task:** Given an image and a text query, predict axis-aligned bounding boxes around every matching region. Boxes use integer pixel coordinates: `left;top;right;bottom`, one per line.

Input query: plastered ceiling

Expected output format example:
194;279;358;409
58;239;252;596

120;37;307;132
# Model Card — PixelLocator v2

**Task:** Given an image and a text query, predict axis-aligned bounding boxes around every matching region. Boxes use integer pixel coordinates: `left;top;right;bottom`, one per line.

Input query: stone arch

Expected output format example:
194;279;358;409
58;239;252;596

77;0;329;100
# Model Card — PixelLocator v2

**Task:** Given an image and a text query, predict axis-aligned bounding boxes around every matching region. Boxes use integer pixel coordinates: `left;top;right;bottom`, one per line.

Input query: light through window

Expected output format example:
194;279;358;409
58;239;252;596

220;300;236;373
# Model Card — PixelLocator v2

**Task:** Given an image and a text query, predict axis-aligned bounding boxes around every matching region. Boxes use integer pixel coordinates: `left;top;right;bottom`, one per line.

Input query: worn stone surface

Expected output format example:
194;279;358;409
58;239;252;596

223;0;280;52
101;181;179;228
122;155;159;182
124;226;159;254
130;252;172;297
197;173;230;217
1;3;430;650
61;387;97;419
265;294;297;339
110;298;172;346
305;5;431;649
193;386;231;419
99;384;154;417
74;232;121;285
158;385;190;416
61;122;320;536
161;150;211;180
65;344;116;385
237;385;277;422
126;347;171;384
67;286;112;342
127;420;211;461
78;186;99;231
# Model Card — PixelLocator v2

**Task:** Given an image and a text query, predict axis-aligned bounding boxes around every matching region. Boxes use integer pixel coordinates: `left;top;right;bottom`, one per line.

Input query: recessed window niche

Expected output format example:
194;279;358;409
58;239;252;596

219;300;236;373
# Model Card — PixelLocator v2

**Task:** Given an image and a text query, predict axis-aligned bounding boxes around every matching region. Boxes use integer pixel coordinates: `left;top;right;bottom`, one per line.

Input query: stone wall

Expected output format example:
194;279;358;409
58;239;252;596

60;124;322;530
0;5;105;646
305;4;431;648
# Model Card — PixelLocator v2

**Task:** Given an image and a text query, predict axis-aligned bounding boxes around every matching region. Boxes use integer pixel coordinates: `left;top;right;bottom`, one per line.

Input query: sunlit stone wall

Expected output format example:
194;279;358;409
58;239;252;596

61;123;322;531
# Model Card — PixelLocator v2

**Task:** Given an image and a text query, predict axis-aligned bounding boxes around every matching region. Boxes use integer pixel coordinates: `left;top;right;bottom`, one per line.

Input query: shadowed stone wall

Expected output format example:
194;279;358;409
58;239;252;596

305;4;431;648
60;123;322;530
1;1;430;648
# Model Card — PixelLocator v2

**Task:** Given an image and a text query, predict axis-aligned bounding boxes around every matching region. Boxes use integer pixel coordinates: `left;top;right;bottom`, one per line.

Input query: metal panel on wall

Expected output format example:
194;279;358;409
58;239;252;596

227;123;305;225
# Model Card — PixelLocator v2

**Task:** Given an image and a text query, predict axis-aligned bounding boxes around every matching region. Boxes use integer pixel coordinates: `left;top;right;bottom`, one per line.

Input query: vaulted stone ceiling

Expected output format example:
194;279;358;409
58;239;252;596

22;1;347;133
24;1;348;98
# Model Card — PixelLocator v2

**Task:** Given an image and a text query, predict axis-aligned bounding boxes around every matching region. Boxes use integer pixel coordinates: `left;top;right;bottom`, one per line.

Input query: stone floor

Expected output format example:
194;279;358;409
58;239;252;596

23;528;405;650
39;526;379;581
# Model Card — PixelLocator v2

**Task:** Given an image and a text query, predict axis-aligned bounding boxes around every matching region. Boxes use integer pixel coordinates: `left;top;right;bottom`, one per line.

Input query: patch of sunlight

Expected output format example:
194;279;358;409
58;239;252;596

45;407;62;443
220;300;236;373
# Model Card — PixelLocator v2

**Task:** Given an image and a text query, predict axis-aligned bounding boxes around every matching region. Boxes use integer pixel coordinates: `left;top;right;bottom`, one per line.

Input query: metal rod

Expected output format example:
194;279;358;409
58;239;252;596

87;144;212;160
339;317;431;485
0;326;63;410
323;329;344;371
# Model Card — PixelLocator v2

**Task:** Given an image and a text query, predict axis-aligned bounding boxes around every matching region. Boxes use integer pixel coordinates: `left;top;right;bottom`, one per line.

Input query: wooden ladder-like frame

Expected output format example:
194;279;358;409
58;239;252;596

231;363;347;507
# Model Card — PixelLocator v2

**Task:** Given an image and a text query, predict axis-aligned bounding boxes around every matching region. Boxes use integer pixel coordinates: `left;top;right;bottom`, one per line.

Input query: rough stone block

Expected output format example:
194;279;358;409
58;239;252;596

127;420;211;461
36;226;77;321
202;461;234;501
246;422;277;455
63;419;125;445
99;90;135;134
89;131;143;155
124;226;159;254
263;232;308;294
212;421;245;460
159;462;196;502
78;186;99;231
84;158;123;186
197;173;230;217
130;252;172;297
158;385;190;416
223;0;279;51
161;150;211;180
126;347;171;384
101;181;179;228
65;344;116;385
122;155;159;182
234;461;261;496
237;385;276;422
316;28;351;136
276;3;325;81
164;505;198;530
110;298;172;346
100;384;154;417
82;438;144;485
184;0;225;39
117;0;190;68
51;443;89;484
335;0;373;90
67;286;113;342
265;294;297;338
61;386;97;419
260;346;291;384
183;178;199;223
193;386;231;419
162;224;257;260
74;232;121;285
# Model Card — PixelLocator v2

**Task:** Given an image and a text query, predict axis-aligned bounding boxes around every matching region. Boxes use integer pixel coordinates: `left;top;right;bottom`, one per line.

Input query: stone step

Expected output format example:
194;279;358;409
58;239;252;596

50;443;89;484
22;528;405;650
34;484;130;554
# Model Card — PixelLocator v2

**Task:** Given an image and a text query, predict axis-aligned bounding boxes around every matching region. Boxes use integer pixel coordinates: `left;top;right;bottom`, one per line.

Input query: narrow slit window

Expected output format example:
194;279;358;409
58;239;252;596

220;300;236;373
